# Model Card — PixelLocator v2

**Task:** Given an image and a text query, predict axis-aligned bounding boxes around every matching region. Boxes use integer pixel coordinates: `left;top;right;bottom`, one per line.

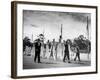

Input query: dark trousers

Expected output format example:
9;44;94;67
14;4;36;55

63;51;70;62
34;51;40;63
74;52;80;61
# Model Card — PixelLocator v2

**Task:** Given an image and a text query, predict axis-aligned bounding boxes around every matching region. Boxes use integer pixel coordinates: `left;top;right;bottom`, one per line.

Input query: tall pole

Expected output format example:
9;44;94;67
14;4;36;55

86;16;90;60
32;34;33;42
43;25;45;43
59;24;63;43
61;24;63;56
87;16;89;40
61;24;62;39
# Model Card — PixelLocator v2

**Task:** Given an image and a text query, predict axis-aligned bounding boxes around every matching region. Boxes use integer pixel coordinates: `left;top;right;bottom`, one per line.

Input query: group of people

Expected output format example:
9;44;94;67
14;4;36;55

33;38;80;63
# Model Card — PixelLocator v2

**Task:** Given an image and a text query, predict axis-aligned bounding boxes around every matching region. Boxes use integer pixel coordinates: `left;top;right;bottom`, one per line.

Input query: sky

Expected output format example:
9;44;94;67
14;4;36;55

23;10;91;42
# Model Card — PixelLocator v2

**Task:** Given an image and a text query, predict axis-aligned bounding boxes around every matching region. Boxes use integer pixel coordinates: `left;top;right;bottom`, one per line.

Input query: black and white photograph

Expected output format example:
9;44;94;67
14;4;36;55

11;1;97;78
23;10;91;69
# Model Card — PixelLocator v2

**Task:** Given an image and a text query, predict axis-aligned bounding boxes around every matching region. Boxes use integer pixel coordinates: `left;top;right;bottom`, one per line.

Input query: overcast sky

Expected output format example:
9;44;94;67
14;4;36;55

23;10;91;42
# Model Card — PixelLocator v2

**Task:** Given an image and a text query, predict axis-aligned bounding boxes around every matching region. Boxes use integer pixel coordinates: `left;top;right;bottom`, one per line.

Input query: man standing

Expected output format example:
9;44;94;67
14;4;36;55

34;39;41;63
63;40;70;63
74;46;80;61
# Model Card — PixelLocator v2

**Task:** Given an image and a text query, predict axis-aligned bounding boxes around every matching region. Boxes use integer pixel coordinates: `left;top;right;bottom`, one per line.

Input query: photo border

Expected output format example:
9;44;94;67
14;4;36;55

11;1;98;79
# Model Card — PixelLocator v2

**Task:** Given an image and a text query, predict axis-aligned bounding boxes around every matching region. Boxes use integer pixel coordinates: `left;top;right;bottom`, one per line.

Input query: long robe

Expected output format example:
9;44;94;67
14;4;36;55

57;43;64;60
52;44;56;60
45;44;51;59
40;44;44;58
